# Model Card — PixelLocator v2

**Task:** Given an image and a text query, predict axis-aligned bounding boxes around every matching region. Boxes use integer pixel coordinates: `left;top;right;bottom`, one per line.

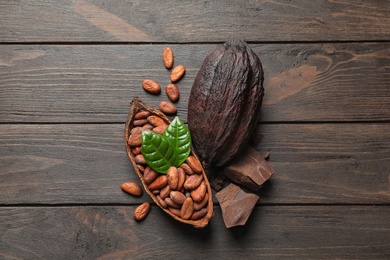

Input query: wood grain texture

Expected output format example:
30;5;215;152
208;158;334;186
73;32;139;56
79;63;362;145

0;0;389;42
1;206;389;259
1;123;389;205
1;43;389;123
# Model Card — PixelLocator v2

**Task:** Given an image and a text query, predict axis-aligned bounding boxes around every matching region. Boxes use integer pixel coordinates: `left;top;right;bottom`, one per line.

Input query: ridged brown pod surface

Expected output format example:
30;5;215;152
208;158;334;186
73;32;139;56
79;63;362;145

187;40;264;168
124;97;214;228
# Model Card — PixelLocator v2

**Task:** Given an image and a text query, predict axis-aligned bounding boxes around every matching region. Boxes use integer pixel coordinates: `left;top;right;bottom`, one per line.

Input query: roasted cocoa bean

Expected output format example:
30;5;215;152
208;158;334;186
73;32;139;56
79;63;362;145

191;181;206;203
165;84;179;102
133;202;151;221
184;174;203;190
148;175;168;191
186;155;202;173
142;79;161;95
121;182;143;197
180;197;194;220
143;167;159;185
191;208;208;220
170;191;186;205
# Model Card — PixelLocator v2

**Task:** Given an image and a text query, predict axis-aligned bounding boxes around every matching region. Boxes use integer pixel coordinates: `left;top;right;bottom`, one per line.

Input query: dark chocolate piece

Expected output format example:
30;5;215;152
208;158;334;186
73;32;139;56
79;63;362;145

224;146;274;191
216;183;259;228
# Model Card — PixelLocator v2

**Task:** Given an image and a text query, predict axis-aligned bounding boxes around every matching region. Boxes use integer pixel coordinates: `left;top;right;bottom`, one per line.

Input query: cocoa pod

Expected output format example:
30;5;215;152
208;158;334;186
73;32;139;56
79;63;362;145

124;97;214;228
187;40;264;167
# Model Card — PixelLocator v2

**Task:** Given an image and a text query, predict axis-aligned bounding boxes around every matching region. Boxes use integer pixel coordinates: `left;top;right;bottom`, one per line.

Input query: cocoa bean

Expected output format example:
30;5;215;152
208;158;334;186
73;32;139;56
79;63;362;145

162;47;174;70
191;208;208;220
167;166;179;190
177;168;186;191
156;195;167;208
133;119;148;126
186;155;202;173
132;146;142;155
170;65;185;82
135;154;146;164
152;125;167;135
165;84;179;102
180;163;194;175
143;167;159;185
194;192;209;211
128;127;143;146
159;101;177;115
191;181;206;203
142;79;161;95
133;202;151;221
159;184;171;199
137;164;145;173
142;124;154;130
183;174;203;190
148;175;168;191
165;197;181;209
147;115;166;127
180;197;194;220
170;191;186;205
121;182;143;197
168;207;181;217
134;110;150;119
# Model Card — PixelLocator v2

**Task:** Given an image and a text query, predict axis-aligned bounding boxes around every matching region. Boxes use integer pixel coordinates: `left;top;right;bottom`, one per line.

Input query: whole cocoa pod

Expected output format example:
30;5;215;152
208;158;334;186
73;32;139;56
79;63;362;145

187;40;264;167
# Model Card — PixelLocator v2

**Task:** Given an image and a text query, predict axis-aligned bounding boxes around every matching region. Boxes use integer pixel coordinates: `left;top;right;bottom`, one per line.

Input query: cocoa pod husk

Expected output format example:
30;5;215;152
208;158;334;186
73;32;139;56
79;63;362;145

124;97;214;228
187;39;264;168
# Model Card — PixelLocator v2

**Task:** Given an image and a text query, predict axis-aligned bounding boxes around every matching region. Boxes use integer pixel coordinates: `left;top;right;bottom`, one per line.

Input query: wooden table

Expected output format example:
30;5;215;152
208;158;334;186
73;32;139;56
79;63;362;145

1;1;389;259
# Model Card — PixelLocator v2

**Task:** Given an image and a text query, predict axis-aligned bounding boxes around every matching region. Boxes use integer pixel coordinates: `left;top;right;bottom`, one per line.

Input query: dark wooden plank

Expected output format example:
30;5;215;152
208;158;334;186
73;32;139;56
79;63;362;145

1;206;389;259
0;0;389;42
1;123;389;205
1;43;389;123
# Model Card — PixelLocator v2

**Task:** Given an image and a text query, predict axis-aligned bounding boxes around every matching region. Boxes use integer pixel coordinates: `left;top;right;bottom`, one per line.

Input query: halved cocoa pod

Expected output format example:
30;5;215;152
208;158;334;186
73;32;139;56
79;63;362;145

124;97;214;228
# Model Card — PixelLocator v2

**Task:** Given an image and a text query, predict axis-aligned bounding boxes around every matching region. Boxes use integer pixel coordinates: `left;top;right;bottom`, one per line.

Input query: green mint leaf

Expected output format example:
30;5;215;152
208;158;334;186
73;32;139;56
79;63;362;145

141;131;176;174
163;117;192;167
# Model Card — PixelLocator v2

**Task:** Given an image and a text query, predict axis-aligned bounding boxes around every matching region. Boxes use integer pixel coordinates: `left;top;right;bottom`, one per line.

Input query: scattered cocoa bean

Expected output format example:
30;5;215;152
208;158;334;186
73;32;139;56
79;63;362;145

170;65;185;82
159;101;177;115
180;197;194;220
142;79;161;95
121;182;143;197
133;202;151;221
165;84;180;102
162;47;174;70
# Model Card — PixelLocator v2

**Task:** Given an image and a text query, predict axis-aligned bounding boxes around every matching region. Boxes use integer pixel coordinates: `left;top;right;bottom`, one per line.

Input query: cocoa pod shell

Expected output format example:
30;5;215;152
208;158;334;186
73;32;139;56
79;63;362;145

187;40;264;168
124;97;214;228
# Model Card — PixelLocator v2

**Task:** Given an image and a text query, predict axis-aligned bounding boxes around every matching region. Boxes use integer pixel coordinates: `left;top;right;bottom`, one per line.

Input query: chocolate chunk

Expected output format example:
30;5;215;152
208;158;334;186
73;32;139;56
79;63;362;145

216;183;259;228
224;146;274;191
